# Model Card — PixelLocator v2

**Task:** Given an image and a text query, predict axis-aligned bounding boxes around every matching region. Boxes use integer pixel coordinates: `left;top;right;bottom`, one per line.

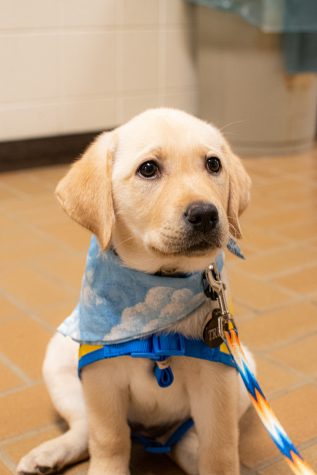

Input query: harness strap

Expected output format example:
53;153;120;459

132;418;194;454
78;333;236;387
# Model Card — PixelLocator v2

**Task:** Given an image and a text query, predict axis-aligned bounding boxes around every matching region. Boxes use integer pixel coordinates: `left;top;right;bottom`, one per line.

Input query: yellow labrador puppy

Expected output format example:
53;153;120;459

17;108;255;475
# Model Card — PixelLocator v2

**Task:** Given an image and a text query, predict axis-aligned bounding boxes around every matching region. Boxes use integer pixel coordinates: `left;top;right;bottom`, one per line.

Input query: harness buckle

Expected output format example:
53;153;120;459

152;334;185;357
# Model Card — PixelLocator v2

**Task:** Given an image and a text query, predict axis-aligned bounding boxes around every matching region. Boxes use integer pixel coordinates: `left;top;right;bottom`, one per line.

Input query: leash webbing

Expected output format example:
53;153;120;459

224;328;315;475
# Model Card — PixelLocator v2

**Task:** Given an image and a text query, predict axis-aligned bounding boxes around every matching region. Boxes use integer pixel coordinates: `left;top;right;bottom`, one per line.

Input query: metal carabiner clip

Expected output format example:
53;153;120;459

205;263;230;320
202;262;234;348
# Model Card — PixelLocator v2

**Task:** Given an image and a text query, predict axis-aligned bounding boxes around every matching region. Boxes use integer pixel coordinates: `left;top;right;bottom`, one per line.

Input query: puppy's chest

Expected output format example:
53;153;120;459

127;358;190;428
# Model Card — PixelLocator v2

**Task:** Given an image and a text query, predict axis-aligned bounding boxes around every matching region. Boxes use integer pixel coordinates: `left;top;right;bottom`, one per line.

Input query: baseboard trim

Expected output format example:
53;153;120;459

0;130;105;172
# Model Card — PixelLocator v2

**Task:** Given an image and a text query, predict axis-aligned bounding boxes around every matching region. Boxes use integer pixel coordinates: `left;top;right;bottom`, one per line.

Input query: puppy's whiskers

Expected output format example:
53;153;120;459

219;119;248;134
115;234;135;247
228;223;239;238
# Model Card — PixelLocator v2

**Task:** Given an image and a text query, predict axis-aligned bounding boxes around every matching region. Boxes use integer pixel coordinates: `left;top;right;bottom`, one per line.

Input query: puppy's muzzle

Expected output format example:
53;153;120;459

184;201;219;234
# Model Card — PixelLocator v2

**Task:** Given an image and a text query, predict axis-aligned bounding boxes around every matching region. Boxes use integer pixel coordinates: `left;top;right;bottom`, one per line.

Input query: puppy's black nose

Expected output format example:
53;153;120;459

184;202;219;233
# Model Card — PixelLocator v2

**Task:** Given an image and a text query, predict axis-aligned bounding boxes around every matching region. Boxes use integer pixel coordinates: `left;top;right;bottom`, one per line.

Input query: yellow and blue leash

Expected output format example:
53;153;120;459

203;262;316;475
225;328;315;475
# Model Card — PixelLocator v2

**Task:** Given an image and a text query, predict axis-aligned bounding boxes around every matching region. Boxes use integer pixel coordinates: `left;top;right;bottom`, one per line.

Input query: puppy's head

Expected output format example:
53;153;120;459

56;109;251;273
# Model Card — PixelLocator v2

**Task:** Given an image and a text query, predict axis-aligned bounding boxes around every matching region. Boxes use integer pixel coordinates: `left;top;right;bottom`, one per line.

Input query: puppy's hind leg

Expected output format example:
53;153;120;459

17;333;88;474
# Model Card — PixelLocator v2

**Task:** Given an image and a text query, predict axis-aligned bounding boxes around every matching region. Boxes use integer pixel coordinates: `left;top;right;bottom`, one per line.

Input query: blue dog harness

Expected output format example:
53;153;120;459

78;332;236;387
58;236;241;454
78;333;236;454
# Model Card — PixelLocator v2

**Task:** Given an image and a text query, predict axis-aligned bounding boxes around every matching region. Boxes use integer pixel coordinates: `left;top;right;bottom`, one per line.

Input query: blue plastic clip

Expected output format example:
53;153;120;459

154;365;174;388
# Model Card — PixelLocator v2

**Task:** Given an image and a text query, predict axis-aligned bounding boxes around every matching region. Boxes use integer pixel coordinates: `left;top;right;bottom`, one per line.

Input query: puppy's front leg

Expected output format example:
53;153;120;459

187;362;240;475
82;359;131;475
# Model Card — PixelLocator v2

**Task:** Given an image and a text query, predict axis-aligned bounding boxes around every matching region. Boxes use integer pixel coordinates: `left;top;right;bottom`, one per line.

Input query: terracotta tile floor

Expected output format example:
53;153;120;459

0;148;317;475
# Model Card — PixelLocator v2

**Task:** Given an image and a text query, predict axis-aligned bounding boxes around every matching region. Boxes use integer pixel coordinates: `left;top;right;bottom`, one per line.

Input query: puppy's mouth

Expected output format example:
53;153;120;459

149;230;223;257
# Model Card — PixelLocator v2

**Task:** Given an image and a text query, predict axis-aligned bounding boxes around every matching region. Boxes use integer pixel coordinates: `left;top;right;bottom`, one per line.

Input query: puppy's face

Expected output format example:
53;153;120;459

56;109;251;273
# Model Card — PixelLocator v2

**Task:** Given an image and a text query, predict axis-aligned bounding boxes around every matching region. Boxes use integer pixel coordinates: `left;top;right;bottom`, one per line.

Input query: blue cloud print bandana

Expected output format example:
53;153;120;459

58;236;218;345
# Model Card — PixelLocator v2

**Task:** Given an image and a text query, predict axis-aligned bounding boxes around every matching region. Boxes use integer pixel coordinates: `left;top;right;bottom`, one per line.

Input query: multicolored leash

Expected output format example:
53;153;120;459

202;263;316;475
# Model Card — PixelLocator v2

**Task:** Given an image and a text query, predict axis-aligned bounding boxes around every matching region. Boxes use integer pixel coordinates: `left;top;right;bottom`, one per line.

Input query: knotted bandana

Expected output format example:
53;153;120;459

58;235;243;345
58;236;215;344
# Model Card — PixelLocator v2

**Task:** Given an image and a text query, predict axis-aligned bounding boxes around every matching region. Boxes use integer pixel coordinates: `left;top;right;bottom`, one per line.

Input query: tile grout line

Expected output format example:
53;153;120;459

229;257;317;282
29;261;81;296
0;208;88;260
250;433;317;473
232;274;314;304
0;423;65;449
233;292;307;315
260;377;317;402
239;321;317;355
0;449;16;473
0;288;58;334
0;353;33;387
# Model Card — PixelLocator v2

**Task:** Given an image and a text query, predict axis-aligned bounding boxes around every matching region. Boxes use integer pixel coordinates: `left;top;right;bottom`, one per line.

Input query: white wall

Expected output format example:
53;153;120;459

0;0;198;141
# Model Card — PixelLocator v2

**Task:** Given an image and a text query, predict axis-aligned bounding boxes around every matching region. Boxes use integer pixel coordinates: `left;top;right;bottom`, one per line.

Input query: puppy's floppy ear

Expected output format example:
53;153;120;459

226;149;251;239
55;132;115;250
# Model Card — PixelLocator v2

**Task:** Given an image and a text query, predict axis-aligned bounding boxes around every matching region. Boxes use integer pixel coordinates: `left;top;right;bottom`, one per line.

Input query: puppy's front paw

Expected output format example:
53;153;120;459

17;455;56;475
16;440;69;474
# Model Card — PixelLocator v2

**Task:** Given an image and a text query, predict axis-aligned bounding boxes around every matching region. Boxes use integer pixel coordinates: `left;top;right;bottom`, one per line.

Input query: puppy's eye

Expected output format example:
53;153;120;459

206;156;222;175
137;161;160;179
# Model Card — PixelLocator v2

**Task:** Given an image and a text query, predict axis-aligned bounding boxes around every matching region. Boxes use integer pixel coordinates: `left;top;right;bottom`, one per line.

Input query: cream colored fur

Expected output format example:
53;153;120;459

17;108;255;475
